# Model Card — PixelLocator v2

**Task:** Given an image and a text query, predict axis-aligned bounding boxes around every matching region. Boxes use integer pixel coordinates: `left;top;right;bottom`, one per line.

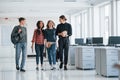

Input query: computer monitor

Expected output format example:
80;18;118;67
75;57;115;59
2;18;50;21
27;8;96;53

92;37;103;44
108;36;120;45
75;38;84;45
86;38;92;44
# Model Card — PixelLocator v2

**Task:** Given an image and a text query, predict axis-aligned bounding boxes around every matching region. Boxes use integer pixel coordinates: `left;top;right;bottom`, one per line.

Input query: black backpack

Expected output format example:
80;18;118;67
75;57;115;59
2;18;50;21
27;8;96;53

11;26;21;44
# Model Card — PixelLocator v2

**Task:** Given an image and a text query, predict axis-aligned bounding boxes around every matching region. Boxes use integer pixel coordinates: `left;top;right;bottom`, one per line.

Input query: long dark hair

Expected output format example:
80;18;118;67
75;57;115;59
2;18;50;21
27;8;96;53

46;20;55;29
36;20;44;35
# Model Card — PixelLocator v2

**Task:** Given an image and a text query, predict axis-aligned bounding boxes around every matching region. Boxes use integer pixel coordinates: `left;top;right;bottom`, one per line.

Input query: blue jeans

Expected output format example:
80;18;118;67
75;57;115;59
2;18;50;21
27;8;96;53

16;42;27;69
35;44;44;65
47;44;56;65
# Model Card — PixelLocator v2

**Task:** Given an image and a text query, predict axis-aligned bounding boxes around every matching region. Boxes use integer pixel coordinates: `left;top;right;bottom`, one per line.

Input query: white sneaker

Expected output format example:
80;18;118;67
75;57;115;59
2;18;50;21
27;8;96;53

51;65;56;70
50;65;53;70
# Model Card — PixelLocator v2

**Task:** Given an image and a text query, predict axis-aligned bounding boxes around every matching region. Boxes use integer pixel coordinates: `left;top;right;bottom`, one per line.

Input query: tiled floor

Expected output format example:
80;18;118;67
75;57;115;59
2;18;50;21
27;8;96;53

0;57;119;80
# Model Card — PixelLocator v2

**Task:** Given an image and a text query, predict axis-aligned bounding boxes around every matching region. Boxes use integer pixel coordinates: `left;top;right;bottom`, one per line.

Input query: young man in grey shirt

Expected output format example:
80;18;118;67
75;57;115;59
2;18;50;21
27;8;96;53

11;17;27;72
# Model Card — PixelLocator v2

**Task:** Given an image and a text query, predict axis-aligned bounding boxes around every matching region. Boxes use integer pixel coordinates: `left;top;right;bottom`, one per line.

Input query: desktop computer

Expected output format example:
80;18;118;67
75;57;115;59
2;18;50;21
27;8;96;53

75;38;84;45
108;36;120;47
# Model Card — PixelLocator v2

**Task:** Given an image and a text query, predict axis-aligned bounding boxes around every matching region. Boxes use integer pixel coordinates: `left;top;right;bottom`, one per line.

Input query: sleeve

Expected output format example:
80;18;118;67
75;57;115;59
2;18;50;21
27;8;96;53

25;28;27;41
68;24;72;36
44;30;47;39
56;25;59;35
54;29;57;40
31;30;36;43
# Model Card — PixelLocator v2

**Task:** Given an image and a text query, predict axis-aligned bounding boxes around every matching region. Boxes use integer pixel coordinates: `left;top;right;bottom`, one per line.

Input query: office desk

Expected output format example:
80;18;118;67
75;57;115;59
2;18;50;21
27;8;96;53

94;47;119;77
94;47;101;75
118;49;120;80
68;45;77;65
75;46;95;69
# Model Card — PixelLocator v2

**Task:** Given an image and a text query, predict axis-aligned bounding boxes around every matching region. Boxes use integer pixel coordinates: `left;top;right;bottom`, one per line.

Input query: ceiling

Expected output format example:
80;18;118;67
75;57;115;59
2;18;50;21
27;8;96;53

0;0;111;17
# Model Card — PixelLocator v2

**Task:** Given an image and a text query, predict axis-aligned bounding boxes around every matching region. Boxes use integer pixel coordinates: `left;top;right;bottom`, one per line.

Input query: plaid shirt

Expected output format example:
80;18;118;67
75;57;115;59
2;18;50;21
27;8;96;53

32;29;44;44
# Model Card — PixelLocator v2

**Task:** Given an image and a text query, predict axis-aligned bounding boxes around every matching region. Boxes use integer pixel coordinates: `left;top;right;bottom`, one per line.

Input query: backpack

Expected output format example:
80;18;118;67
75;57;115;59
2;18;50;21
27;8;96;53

11;26;21;44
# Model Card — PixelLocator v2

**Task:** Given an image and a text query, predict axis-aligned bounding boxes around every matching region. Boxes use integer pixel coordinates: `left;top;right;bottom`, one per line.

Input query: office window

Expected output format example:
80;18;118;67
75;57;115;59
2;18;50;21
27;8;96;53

99;4;111;44
93;6;100;37
73;10;89;39
117;0;120;35
84;12;88;38
75;14;82;38
81;11;88;39
70;10;89;44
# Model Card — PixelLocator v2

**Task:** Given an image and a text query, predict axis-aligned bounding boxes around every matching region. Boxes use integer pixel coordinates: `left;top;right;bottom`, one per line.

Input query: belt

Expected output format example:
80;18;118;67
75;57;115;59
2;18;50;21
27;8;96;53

47;42;56;44
59;36;69;39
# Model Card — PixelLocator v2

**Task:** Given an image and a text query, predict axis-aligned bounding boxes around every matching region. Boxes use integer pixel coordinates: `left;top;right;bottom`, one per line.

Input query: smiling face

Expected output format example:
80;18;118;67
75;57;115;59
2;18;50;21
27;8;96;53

47;20;55;29
59;18;63;23
19;17;26;26
59;18;66;24
48;21;54;28
37;21;44;29
20;20;26;26
39;21;44;28
59;15;67;24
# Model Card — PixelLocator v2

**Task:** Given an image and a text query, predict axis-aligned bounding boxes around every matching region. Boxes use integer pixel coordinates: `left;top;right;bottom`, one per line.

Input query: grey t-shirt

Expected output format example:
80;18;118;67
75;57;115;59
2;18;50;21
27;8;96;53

12;25;27;43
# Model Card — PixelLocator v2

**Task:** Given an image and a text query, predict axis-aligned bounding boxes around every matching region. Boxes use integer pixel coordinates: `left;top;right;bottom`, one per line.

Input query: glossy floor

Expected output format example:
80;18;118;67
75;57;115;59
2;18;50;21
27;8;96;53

0;57;119;80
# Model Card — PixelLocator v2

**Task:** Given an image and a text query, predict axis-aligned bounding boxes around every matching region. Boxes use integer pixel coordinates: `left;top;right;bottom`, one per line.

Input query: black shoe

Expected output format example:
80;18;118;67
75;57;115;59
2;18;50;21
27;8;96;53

41;66;44;70
59;62;63;69
64;66;68;70
16;65;19;70
20;69;26;72
36;67;39;71
51;67;56;70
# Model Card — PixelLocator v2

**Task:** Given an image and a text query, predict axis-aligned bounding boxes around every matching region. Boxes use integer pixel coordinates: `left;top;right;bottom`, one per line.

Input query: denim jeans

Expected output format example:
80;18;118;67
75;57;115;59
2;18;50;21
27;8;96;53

35;44;44;65
47;44;56;65
16;42;27;69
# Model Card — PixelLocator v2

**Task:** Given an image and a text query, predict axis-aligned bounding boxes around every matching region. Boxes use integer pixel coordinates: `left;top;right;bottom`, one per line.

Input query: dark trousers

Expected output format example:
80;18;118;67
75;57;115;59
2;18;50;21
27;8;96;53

58;38;69;65
35;44;44;65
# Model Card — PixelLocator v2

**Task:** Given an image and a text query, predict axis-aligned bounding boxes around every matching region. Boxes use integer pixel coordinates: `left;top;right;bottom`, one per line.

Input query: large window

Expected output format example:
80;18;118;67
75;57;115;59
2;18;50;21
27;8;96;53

75;14;82;38
84;12;88;38
74;11;88;39
117;0;120;35
81;11;88;39
99;4;111;44
79;10;88;39
71;10;89;44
